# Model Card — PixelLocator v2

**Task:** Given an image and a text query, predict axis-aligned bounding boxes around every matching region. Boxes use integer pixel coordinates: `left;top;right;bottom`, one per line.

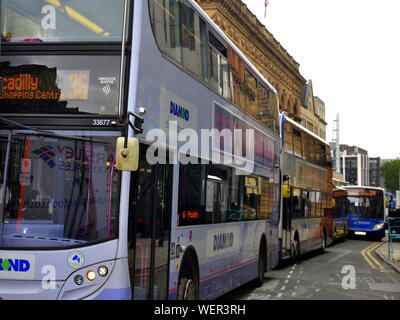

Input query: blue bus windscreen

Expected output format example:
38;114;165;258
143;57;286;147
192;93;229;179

346;189;384;220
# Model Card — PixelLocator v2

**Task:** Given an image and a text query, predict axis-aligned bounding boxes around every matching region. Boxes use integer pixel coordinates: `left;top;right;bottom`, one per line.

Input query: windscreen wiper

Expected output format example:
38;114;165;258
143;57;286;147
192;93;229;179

0;116;109;144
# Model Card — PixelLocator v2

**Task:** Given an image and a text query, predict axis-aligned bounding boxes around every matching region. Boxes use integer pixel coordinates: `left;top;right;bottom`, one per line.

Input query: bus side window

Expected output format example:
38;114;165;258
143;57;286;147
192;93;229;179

206;165;229;224
321;193;328;217
227;173;243;222
293;129;302;158
180;2;202;78
149;0;182;63
178;163;206;226
309;191;316;218
260;177;274;220
149;0;232;102
243;176;259;221
292;195;301;218
205;180;216;223
315;192;322;217
301;190;308;218
209;32;231;101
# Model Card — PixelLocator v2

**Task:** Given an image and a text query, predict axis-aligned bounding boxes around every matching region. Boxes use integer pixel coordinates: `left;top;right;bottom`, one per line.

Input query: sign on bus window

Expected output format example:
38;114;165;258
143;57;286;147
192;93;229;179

0;55;120;115
347;189;378;197
1;0;125;43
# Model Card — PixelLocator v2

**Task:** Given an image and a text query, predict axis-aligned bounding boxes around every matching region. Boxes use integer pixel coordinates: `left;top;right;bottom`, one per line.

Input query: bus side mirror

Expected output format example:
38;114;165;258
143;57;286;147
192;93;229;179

115;137;139;171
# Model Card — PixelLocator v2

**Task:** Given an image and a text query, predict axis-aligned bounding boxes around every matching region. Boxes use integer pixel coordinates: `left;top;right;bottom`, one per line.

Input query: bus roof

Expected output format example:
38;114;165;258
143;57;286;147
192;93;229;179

342;186;385;192
281;112;330;147
188;0;277;95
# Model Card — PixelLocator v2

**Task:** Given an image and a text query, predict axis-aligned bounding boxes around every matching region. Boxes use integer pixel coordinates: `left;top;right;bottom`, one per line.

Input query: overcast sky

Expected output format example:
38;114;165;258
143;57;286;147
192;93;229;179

241;0;400;159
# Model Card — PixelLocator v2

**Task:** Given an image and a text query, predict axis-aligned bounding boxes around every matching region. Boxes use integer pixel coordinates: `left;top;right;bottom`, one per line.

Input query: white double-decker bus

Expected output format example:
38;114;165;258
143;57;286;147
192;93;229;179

279;114;334;261
0;0;281;299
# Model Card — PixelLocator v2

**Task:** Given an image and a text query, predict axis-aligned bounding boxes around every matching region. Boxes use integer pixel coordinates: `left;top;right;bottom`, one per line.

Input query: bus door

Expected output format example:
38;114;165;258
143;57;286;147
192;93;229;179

206;179;228;223
281;185;292;257
128;146;173;300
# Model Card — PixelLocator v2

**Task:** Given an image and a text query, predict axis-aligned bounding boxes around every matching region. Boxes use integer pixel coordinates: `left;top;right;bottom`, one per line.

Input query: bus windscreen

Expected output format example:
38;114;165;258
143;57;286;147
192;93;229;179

346;189;384;220
0;131;121;248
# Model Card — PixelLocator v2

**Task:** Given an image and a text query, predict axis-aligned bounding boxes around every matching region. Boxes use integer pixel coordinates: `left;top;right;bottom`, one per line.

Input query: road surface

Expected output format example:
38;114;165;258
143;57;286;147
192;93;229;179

219;239;400;300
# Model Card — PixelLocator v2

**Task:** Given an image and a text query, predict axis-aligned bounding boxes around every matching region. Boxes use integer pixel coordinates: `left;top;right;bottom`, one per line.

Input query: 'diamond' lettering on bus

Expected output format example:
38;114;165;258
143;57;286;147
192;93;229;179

213;232;234;251
0;258;31;272
170;101;190;121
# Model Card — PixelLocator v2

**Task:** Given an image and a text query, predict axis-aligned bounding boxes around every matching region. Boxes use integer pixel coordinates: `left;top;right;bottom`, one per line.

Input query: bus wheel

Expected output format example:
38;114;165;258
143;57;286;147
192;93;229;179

178;277;196;300
252;241;266;287
292;239;300;264
178;253;199;300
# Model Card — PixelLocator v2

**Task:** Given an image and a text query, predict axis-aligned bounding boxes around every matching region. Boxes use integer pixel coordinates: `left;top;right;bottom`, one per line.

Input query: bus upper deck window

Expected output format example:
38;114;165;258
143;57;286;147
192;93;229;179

1;0;125;43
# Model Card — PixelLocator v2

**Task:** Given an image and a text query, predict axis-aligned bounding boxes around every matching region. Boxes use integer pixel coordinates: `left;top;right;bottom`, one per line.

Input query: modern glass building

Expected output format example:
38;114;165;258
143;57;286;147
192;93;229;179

339;145;369;186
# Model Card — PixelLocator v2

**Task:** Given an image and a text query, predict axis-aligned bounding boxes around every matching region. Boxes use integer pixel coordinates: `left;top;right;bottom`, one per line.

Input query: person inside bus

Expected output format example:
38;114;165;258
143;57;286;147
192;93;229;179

227;201;242;221
243;196;256;220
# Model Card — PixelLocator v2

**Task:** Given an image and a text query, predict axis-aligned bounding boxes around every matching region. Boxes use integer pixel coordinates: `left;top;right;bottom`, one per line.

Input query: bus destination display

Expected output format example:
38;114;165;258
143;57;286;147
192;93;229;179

0;57;120;115
1;70;90;101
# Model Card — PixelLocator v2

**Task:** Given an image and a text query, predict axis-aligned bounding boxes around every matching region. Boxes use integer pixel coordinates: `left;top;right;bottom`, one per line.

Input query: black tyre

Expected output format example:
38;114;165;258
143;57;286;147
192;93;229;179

178;253;199;300
292;239;300;264
178;277;197;300
252;242;266;287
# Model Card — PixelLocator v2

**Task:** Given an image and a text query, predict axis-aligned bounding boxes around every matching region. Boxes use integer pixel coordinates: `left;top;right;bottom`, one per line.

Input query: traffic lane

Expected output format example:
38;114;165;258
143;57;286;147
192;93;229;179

275;240;400;300
219;239;400;300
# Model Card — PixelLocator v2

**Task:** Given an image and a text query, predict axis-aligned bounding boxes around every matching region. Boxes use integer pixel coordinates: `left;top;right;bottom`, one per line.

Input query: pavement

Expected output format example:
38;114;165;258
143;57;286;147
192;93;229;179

375;239;400;273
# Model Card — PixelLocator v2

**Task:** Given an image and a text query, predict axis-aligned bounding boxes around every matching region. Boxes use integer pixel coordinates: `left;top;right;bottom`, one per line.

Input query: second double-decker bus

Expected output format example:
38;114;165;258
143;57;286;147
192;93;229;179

279;113;333;261
335;186;386;241
0;0;281;300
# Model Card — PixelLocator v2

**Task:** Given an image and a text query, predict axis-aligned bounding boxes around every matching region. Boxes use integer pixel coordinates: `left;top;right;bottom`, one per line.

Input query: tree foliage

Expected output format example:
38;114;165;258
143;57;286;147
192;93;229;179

381;160;400;193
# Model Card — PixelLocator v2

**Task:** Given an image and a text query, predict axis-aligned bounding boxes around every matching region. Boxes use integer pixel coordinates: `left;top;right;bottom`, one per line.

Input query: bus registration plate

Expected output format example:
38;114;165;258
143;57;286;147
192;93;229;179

355;231;367;236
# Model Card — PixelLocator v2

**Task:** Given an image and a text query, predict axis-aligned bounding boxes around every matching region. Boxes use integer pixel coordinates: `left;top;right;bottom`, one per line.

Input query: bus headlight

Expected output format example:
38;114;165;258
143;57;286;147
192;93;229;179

86;270;97;281
74;275;84;285
60;260;115;300
373;223;384;230
98;265;109;277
